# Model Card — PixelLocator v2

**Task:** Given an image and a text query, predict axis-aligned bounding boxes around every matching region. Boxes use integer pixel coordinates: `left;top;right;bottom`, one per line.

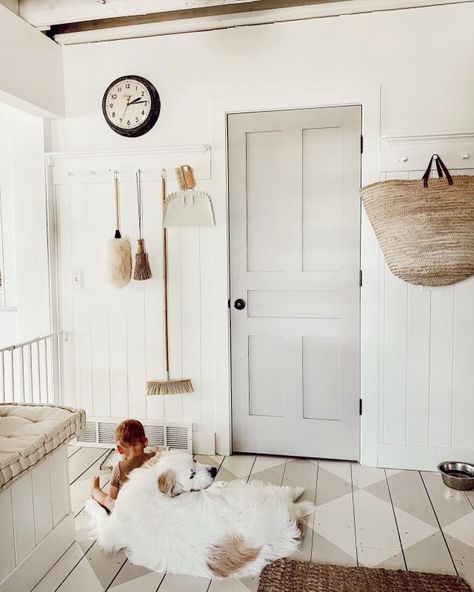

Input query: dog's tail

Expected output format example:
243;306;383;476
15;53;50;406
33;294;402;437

85;499;123;553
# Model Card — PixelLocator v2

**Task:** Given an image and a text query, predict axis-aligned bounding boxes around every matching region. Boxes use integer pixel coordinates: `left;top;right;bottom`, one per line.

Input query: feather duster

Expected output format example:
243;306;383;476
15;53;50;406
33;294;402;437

106;236;132;288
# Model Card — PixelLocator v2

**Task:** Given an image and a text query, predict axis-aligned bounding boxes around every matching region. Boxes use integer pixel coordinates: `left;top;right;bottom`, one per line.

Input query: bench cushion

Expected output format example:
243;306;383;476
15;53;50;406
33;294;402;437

0;403;85;490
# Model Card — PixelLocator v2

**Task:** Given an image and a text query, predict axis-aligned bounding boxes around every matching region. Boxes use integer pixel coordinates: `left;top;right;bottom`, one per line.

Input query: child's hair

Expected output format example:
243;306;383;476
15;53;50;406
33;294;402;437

115;419;146;447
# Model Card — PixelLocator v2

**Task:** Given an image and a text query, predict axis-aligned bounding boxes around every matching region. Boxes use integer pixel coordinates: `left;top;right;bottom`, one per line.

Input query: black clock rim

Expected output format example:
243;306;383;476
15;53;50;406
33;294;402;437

102;75;161;138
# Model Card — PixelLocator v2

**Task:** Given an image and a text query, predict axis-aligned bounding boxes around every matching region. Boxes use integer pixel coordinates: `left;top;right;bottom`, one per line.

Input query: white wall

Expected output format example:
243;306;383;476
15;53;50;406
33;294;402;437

50;3;474;464
53;4;474;150
0;4;64;117
0;103;51;346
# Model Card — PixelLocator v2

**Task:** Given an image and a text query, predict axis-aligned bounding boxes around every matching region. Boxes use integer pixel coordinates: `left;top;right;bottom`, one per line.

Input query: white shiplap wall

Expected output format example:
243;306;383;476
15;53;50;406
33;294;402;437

49;140;474;468
49;149;216;441
376;159;474;469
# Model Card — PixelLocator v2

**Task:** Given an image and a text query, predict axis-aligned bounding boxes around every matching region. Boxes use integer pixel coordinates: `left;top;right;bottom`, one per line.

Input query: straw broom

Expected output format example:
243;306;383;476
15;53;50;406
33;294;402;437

133;169;152;281
146;170;193;395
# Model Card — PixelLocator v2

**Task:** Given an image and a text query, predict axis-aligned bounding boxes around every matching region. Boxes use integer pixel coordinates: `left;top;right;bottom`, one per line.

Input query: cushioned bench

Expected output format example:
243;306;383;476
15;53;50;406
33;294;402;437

0;403;85;592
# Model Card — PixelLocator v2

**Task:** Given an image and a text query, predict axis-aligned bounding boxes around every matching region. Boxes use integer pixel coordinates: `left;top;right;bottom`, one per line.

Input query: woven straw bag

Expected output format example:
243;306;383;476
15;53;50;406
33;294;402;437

361;154;474;286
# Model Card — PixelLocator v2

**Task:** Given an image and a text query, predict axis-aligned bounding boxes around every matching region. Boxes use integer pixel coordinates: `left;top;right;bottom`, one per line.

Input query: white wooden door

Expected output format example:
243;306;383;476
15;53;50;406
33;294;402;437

229;106;361;460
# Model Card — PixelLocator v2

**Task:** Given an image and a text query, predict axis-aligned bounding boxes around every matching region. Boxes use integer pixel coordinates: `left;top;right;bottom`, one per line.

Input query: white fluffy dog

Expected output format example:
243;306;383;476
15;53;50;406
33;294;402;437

86;450;314;579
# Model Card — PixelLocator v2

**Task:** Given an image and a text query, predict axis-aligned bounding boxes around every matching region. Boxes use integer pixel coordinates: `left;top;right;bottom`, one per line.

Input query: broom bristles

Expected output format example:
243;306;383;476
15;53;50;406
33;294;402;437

133;239;152;281
146;379;193;396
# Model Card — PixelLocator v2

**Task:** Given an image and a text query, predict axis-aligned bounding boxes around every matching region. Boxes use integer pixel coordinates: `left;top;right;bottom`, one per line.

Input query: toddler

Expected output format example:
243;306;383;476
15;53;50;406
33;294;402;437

90;419;154;512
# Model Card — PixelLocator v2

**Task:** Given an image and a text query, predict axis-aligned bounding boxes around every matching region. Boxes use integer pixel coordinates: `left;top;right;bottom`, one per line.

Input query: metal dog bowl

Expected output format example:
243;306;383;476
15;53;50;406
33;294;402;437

438;461;474;491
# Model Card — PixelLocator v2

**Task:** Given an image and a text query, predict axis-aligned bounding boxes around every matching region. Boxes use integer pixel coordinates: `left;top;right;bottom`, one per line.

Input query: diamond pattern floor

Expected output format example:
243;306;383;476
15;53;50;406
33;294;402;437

31;446;474;592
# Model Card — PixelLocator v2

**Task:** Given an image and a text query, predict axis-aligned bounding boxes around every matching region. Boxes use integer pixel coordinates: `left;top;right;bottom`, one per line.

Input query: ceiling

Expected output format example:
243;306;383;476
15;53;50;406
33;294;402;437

2;0;471;44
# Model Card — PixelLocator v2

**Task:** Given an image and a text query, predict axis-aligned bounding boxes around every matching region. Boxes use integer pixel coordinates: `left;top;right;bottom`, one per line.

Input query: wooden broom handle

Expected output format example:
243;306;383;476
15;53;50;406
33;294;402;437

162;172;170;377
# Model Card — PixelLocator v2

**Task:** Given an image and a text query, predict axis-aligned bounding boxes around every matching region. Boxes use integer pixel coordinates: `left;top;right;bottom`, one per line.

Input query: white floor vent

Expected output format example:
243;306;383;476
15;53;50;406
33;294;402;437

76;418;192;453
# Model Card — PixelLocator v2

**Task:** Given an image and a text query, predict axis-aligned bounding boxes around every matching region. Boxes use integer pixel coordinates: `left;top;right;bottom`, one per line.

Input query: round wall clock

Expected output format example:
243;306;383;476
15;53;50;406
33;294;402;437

102;75;161;137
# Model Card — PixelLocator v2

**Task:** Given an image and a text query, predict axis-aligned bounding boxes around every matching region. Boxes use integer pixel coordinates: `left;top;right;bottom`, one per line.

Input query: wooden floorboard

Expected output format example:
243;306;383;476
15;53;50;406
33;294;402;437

34;449;474;591
108;560;165;591
283;458;318;562
312;461;357;566
386;469;456;575
67;445;81;458
68;447;110;484
351;464;405;569
421;470;474;586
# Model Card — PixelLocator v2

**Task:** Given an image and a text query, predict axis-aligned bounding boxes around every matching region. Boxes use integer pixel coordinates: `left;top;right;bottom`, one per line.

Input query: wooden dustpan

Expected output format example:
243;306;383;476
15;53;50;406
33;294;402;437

163;165;215;227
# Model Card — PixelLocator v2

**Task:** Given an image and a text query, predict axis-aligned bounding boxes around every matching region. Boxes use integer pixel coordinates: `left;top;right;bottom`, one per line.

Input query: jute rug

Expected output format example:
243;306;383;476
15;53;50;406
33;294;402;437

258;559;472;592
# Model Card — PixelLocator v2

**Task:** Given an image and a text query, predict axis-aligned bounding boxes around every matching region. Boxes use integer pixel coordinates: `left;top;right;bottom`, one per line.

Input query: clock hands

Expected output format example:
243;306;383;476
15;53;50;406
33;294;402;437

116;92;149;127
128;97;148;106
121;95;132;119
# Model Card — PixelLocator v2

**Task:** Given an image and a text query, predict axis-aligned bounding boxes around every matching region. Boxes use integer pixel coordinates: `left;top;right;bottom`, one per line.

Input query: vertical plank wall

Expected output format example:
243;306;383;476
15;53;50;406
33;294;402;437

50;149;474;467
377;168;474;467
52;167;216;437
0;447;71;588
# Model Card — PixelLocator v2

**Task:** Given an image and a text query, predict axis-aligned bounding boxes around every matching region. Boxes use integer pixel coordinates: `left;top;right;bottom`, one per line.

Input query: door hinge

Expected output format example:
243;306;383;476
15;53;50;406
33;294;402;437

359;398;363;416
359;269;363;287
360;135;364;154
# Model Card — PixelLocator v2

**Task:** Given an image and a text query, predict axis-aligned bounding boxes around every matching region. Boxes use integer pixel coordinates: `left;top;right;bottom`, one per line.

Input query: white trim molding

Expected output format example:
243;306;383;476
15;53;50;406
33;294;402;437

46;144;211;185
379;444;474;472
381;131;474;171
210;85;381;461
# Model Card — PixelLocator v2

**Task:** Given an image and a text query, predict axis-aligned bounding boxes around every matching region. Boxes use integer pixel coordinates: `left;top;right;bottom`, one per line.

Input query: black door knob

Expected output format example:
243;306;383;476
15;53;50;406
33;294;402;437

234;298;246;310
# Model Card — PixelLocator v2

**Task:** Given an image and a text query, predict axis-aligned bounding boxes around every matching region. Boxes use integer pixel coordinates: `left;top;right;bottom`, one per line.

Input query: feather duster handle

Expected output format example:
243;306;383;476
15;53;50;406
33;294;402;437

106;171;132;288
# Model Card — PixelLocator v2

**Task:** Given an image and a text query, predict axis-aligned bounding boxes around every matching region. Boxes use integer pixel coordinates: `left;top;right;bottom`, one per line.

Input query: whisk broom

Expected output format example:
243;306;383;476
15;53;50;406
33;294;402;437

133;169;152;281
146;170;193;396
106;171;131;288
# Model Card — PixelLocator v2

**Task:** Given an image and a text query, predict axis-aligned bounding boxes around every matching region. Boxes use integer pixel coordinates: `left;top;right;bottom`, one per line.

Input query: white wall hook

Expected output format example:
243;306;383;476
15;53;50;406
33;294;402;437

461;153;470;160
400;156;408;163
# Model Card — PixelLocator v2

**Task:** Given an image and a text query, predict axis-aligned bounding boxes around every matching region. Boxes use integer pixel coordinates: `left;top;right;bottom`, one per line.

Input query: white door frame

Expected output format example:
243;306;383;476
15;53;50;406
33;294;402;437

210;85;381;465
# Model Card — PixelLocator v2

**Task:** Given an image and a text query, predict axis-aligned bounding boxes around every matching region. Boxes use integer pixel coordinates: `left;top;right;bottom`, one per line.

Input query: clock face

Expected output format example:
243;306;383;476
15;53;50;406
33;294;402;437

102;75;161;137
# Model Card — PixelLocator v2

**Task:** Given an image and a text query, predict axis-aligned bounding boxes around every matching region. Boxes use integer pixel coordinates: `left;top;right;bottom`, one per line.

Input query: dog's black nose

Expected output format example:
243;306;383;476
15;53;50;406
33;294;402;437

208;467;217;478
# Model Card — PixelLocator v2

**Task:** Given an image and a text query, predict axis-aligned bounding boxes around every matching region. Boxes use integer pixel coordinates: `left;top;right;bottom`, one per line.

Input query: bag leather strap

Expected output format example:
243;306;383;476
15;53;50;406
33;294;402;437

422;154;454;188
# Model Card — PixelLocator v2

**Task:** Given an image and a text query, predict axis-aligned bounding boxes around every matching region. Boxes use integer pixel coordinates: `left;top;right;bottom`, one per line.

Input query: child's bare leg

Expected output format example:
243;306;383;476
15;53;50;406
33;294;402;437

90;476;115;513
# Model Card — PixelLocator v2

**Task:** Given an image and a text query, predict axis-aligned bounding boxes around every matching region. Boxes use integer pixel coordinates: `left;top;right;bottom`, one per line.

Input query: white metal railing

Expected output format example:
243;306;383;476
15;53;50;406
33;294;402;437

0;332;65;405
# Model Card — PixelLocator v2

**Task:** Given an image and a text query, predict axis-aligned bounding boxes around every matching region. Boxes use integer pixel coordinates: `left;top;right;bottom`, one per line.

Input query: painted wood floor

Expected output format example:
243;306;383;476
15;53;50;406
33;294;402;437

32;446;474;592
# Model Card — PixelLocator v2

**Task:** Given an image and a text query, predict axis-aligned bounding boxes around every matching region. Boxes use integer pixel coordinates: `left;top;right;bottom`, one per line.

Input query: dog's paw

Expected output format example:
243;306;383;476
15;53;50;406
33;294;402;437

210;480;228;491
85;498;105;517
294;500;315;520
292;486;305;501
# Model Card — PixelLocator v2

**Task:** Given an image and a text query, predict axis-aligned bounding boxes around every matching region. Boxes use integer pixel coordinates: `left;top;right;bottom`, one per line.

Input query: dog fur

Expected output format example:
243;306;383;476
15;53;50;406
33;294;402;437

86;450;314;579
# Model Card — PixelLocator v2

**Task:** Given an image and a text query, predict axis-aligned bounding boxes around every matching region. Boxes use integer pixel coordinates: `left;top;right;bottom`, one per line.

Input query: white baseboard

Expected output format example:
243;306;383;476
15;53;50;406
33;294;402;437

0;511;75;592
378;444;474;472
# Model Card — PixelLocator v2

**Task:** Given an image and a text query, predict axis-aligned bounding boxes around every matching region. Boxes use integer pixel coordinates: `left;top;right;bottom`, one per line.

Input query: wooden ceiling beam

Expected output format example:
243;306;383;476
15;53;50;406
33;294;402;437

46;0;348;35
19;0;263;29
20;0;344;34
25;0;470;44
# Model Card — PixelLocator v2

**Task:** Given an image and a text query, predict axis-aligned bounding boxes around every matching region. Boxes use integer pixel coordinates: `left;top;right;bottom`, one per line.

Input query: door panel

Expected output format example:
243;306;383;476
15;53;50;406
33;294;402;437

247;130;300;272
302;336;341;421
229;106;361;460
302;126;343;271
